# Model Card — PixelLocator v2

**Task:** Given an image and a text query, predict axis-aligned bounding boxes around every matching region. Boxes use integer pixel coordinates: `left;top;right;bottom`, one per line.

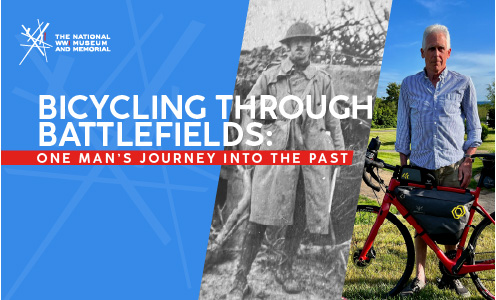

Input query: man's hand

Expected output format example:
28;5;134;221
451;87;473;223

458;157;473;189
400;153;409;166
459;147;477;189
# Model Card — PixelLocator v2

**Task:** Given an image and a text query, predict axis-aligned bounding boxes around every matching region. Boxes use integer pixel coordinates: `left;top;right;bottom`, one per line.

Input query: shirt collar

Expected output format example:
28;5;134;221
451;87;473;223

423;67;449;83
279;58;317;79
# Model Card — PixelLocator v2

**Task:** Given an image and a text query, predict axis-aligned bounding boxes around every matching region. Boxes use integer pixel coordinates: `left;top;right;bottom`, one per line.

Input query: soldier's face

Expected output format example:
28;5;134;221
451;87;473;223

288;37;312;64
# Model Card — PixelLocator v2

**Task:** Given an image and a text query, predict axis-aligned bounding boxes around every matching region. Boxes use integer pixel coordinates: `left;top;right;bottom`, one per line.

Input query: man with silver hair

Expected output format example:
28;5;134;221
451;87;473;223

395;24;481;297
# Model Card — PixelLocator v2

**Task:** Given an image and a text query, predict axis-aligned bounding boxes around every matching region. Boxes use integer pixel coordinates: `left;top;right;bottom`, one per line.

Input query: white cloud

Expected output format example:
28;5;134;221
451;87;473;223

392;41;420;48
415;0;465;15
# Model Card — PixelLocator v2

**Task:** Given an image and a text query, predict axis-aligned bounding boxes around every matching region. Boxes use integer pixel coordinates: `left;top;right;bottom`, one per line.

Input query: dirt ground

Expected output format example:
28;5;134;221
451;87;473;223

199;242;349;300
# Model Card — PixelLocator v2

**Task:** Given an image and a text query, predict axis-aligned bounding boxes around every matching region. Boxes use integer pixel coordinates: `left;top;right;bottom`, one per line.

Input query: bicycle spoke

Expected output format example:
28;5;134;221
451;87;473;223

469;212;495;300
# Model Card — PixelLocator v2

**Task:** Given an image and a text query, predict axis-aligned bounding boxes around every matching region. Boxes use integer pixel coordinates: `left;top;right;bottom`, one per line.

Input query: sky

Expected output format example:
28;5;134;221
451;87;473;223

377;0;495;102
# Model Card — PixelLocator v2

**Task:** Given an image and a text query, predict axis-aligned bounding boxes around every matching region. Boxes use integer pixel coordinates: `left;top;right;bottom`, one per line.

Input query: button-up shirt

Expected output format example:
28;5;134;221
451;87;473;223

395;68;482;170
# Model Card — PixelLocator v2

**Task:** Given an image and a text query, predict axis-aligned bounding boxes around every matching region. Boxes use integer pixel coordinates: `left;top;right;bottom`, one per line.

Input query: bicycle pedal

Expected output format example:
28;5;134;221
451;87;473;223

452;244;474;274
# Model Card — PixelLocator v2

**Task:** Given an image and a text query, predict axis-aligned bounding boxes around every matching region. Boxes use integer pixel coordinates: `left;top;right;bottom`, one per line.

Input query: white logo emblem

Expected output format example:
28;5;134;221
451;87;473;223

19;19;52;65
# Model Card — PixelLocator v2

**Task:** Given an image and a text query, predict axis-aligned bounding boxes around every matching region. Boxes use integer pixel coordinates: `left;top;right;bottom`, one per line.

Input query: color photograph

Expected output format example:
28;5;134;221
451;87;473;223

343;1;495;299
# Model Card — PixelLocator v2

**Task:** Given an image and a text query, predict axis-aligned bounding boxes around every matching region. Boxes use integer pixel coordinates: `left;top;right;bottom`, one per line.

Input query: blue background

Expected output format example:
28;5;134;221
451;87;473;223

2;1;248;299
377;0;494;100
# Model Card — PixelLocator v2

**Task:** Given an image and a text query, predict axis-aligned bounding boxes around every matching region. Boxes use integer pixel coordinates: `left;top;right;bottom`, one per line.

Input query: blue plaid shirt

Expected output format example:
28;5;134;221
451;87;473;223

395;68;482;170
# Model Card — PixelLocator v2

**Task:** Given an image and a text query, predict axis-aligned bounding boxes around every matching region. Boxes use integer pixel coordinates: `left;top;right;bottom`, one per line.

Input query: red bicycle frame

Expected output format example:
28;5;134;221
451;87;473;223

357;178;495;275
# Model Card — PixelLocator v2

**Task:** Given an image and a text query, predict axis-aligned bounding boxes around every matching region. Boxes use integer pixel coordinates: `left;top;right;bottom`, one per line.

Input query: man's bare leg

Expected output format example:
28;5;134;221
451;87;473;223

415;236;427;282
399;235;427;297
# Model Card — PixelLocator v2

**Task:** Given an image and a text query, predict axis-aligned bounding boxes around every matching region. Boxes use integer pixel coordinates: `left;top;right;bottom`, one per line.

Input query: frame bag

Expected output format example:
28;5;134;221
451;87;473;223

394;186;474;245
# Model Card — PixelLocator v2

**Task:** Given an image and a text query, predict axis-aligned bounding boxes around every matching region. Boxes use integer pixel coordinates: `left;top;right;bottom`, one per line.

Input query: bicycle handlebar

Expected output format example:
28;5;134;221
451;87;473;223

471;153;495;160
365;157;397;170
364;158;384;169
362;157;399;191
362;167;381;192
362;158;396;191
362;151;495;192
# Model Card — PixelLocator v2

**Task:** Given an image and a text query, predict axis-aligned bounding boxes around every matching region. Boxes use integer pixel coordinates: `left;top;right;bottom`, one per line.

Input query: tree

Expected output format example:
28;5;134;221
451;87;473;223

487;80;495;128
384;82;401;103
486;80;495;105
372;97;397;128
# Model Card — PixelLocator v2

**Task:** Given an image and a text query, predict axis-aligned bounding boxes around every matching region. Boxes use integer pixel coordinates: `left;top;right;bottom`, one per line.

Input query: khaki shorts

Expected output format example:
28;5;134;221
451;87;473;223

434;158;464;188
413;158;463;188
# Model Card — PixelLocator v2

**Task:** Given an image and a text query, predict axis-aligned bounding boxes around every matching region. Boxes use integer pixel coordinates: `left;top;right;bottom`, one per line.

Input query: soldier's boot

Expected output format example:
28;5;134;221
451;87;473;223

225;223;266;300
274;223;305;294
274;257;304;294
225;270;251;300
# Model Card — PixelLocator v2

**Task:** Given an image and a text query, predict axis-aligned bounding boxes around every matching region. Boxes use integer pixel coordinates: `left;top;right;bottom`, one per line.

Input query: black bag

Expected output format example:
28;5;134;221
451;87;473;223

395;186;474;245
398;166;436;187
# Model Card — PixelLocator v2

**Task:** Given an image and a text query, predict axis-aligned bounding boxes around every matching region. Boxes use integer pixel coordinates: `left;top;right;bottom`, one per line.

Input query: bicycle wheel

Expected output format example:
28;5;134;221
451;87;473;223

344;205;415;298
469;212;495;300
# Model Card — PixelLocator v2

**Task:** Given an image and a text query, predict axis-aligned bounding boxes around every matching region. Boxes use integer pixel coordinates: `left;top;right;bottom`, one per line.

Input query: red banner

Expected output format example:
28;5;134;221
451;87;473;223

1;150;354;165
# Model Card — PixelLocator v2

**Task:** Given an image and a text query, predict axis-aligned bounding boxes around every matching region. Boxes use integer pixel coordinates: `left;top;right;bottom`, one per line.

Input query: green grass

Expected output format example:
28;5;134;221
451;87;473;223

344;196;494;299
368;130;397;151
376;152;401;169
477;129;495;152
370;127;397;131
369;129;495;152
468;158;484;189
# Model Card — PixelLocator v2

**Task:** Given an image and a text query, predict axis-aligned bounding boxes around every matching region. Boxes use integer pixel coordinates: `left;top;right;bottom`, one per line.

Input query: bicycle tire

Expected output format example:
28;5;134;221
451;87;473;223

469;211;495;300
345;205;415;298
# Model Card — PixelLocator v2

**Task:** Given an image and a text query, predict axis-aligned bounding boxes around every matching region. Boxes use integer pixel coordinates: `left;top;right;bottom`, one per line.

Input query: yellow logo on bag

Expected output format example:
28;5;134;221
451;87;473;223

452;205;466;219
402;172;409;179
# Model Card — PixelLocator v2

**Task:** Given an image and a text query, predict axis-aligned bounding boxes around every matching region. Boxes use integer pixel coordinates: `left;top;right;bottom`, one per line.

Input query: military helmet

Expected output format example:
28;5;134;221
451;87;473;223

280;22;322;44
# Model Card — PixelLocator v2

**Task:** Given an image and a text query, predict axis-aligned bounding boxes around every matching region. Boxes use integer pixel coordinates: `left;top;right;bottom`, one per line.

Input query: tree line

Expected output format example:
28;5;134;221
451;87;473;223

372;81;495;139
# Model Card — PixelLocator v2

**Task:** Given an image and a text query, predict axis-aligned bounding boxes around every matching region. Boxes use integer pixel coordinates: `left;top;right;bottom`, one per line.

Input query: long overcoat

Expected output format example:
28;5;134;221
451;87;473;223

247;59;345;234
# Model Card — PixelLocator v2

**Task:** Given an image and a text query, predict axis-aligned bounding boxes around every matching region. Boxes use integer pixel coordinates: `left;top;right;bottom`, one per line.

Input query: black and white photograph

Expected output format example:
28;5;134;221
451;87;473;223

200;0;391;299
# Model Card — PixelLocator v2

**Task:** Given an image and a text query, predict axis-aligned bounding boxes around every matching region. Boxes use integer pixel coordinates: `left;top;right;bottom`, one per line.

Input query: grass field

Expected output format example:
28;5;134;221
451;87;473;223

367;129;495;152
344;129;495;299
474;128;495;152
343;197;495;299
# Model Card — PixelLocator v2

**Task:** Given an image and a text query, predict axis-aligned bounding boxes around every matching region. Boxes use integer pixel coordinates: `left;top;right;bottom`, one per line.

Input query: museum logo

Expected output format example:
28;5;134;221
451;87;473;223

53;33;111;53
19;19;111;66
19;19;52;65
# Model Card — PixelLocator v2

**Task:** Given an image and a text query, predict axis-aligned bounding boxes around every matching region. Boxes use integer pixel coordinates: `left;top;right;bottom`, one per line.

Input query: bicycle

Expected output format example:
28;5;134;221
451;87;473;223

346;137;495;299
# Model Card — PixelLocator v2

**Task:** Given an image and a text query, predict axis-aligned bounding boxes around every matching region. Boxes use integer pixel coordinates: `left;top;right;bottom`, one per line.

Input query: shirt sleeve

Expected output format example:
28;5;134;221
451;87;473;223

462;77;482;150
395;80;411;156
324;78;345;150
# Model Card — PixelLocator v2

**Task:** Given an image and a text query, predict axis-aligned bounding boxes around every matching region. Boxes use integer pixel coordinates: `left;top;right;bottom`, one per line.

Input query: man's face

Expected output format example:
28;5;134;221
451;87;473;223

421;31;451;75
288;37;312;65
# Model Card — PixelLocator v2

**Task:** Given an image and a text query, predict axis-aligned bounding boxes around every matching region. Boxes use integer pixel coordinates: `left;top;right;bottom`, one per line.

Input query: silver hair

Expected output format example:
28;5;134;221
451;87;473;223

422;24;451;50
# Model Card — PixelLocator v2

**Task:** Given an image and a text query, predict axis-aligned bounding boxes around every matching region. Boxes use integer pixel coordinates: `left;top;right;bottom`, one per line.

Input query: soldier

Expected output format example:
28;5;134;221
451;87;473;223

227;22;345;300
